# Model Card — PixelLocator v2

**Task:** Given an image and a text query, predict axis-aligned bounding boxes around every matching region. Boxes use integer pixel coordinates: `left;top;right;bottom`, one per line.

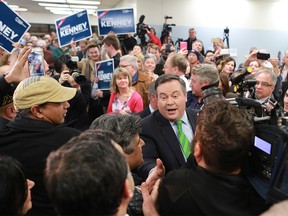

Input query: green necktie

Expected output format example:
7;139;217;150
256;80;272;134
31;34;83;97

176;120;191;159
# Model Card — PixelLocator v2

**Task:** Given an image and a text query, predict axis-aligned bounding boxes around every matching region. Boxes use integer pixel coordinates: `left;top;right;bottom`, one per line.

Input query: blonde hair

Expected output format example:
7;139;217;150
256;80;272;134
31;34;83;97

110;67;132;93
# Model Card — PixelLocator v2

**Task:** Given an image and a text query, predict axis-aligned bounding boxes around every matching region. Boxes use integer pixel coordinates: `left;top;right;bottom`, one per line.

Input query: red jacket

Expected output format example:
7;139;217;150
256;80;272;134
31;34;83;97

147;32;162;48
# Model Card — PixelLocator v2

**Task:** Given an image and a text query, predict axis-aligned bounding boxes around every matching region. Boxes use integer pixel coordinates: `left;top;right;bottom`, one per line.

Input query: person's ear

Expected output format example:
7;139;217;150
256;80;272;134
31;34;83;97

30;105;44;119
122;178;134;203
194;141;202;158
6;105;16;119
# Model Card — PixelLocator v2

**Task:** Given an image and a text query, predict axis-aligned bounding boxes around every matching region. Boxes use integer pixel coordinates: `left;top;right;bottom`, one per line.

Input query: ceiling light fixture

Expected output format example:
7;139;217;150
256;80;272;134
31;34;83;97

67;0;100;5
33;0;66;3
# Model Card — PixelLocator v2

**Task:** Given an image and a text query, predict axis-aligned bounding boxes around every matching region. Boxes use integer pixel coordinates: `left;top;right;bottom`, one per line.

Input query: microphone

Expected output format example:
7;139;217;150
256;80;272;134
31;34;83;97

139;15;145;23
230;67;253;85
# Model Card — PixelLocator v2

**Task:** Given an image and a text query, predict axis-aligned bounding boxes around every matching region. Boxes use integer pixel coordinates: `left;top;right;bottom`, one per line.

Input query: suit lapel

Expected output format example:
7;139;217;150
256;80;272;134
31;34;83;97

155;112;186;165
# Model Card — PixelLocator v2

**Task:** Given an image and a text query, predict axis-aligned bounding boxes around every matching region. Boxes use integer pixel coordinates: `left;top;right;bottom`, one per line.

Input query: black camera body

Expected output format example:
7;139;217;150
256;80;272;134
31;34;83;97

60;55;86;85
201;72;288;203
257;52;270;60
136;15;151;46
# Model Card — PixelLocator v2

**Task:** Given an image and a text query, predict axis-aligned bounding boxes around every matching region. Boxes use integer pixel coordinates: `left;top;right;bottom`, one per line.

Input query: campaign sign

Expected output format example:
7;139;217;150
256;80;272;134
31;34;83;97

0;1;30;53
97;8;135;35
95;59;114;90
55;10;92;47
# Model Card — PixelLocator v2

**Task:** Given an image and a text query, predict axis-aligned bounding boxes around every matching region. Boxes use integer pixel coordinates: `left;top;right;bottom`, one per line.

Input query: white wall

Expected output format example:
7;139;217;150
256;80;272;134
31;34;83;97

17;0;288;65
137;0;288;64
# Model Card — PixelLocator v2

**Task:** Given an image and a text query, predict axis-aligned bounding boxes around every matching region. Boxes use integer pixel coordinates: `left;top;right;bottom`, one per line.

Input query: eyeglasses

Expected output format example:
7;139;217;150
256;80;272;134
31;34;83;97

255;81;273;87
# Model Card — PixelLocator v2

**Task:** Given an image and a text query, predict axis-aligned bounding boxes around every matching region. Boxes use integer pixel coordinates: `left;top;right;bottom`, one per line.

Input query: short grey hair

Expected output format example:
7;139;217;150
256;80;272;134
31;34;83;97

255;68;277;86
90;113;142;154
120;55;139;70
144;53;157;64
191;63;219;84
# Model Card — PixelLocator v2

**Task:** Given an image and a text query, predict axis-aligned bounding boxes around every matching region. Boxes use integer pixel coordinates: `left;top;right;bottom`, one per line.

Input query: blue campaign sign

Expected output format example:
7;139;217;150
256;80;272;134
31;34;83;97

97;8;135;35
0;1;30;53
95;59;114;90
55;10;92;47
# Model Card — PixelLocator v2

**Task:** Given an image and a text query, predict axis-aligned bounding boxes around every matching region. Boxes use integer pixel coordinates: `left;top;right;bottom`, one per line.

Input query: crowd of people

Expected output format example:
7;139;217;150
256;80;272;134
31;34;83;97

0;26;288;215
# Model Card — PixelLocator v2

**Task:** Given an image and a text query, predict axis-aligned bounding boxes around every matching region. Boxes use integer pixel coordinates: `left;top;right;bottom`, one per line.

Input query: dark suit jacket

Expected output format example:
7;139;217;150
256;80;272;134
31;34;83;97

138;107;151;119
138;109;197;179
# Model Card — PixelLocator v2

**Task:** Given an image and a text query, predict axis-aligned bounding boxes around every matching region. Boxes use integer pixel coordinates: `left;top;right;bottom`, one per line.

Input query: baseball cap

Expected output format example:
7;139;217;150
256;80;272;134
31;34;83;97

0;85;15;107
188;49;200;60
13;76;77;110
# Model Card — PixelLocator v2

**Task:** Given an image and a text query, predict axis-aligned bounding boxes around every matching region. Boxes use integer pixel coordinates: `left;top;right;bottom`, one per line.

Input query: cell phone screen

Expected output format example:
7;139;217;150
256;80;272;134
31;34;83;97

180;41;187;50
28;47;45;76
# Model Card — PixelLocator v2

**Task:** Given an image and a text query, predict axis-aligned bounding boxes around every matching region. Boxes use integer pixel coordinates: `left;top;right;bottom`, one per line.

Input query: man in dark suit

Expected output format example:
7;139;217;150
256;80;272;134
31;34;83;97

138;74;197;179
138;81;158;119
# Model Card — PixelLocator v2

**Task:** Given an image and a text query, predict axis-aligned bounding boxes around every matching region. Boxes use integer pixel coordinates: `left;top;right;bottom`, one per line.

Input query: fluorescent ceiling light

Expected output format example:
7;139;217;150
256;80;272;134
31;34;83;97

13;8;28;11
67;0;100;5
50;9;96;15
39;3;97;9
39;3;69;7
66;5;98;9
33;0;66;3
34;0;100;4
46;7;84;11
45;5;98;10
8;5;19;8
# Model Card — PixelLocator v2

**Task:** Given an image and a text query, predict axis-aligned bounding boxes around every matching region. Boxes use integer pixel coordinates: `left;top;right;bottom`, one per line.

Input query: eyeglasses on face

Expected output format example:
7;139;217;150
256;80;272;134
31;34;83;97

255;81;273;87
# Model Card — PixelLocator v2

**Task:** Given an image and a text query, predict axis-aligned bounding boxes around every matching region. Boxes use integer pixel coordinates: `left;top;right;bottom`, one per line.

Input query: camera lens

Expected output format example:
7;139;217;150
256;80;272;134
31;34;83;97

72;72;86;85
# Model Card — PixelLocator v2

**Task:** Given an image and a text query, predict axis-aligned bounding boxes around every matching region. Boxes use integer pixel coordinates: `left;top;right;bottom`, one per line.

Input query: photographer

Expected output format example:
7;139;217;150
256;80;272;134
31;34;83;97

54;55;90;131
254;68;277;102
147;27;162;48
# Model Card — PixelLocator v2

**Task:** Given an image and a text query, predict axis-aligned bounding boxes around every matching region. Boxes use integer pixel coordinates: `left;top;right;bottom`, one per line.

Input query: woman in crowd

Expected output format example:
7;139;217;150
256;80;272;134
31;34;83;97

134;54;144;73
143;53;158;82
218;56;237;78
107;67;143;113
147;27;162;48
0;155;35;216
249;60;260;77
219;74;230;97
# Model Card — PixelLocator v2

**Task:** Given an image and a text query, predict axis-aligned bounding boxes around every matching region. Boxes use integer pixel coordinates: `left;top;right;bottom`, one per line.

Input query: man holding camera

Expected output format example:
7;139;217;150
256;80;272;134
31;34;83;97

254;68;277;102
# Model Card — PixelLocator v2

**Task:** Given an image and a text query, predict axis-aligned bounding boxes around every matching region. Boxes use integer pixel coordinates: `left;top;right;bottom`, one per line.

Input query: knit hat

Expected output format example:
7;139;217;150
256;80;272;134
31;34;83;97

188;49;200;60
13;76;76;110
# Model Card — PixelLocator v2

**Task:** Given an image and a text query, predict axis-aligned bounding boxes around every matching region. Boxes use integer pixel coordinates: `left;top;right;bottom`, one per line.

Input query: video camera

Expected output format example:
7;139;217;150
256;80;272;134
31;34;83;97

136;15;151;46
201;68;288;203
59;55;86;85
161;15;176;44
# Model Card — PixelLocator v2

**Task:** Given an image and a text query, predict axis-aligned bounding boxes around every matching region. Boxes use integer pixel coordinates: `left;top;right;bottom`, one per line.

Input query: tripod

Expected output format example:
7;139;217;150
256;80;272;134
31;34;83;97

223;27;230;48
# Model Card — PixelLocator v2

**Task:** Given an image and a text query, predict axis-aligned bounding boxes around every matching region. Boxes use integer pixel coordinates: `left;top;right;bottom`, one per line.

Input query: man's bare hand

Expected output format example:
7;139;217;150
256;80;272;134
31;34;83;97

141;180;160;216
146;158;165;193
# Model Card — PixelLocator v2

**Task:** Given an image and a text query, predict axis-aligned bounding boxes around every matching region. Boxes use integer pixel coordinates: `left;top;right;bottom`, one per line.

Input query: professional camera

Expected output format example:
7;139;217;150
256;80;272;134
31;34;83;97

59;55;86;85
201;68;288;203
160;16;176;44
136;15;151;46
223;26;230;48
